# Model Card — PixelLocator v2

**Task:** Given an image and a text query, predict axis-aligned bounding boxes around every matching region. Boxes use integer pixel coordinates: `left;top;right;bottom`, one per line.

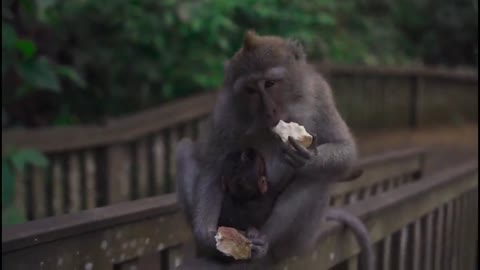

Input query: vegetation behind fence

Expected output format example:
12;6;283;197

2;64;477;223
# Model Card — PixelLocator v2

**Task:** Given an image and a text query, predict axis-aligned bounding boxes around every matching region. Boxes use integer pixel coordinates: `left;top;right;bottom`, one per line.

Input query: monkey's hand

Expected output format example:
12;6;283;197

280;135;318;168
194;226;219;255
246;227;269;259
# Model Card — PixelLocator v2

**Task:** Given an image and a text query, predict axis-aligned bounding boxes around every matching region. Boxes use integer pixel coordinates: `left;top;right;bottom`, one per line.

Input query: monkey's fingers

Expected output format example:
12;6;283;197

288;137;312;159
310;135;319;153
281;145;307;165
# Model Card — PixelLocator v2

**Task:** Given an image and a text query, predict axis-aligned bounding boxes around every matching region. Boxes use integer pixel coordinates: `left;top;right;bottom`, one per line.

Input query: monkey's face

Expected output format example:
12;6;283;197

221;148;268;200
223;31;307;132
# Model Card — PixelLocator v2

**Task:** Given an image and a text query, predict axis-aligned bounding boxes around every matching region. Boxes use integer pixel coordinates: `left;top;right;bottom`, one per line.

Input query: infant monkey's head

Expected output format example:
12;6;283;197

220;148;268;200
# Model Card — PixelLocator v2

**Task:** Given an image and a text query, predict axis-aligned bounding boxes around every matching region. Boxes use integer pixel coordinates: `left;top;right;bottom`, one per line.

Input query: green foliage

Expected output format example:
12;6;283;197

2;147;49;226
2;0;477;126
2;21;85;94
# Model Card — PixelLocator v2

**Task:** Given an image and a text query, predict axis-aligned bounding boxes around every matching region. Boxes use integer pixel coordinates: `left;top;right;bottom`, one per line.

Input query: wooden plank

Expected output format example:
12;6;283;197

52;157;64;215
348;192;358;205
168;245;185;270
84;151;97;209
424;212;433;270
2;211;191;270
412;219;422;270
153;134;166;195
399;226;408;270
451;198;460;270
434;205;445;270
331;157;421;196
443;202;454;270
347;256;358;270
107;145;131;203
463;192;474;270
382;236;392;270
137;139;149;199
32;168;47;219
2;194;180;253
68;155;81;213
457;195;466;270
469;190;479;270
168;128;182;192
13;170;27;222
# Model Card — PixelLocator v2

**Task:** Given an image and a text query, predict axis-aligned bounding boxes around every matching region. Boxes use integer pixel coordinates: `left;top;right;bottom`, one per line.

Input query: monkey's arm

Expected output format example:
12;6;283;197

285;81;357;176
191;175;224;255
175;139;223;255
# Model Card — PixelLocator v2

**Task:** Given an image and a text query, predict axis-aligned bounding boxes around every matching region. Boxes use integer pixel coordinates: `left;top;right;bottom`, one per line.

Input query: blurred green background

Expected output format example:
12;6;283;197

2;0;477;129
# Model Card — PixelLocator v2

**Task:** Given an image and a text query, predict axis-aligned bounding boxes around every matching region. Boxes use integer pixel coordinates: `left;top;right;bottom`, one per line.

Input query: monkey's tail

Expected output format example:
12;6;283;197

325;207;375;270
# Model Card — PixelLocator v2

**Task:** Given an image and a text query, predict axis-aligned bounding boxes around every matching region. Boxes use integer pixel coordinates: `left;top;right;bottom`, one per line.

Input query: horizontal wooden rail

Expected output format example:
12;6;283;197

2;92;217;153
330;147;426;206
317;64;478;81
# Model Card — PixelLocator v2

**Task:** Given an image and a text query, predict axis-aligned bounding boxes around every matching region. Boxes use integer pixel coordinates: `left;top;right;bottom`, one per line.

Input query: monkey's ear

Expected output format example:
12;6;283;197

243;30;259;51
287;39;306;61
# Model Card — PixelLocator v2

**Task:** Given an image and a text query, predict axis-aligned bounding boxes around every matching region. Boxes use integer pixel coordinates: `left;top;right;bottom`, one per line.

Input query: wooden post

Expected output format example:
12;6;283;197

107;145;131;203
409;75;422;129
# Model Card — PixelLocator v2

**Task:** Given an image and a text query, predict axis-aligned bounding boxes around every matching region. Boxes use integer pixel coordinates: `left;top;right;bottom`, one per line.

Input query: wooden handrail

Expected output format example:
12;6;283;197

278;160;478;269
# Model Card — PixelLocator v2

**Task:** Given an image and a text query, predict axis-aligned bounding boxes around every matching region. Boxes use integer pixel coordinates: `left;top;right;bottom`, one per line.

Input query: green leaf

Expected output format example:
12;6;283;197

2;205;26;227
2;23;17;49
11;148;49;172
36;0;56;22
55;65;87;88
2;161;15;207
317;14;336;26
15;39;37;60
17;57;61;92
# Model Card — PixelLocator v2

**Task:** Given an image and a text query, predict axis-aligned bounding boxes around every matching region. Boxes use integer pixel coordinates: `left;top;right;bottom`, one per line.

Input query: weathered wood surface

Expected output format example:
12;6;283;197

330;147;425;207
2;159;477;270
276;160;478;270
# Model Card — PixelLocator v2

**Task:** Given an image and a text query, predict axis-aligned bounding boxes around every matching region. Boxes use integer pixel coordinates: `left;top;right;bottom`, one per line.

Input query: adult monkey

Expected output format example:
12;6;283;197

176;31;367;269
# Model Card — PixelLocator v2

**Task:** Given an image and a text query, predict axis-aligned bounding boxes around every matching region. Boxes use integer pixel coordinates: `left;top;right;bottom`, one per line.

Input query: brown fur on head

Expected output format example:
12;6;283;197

220;31;310;131
226;30;306;74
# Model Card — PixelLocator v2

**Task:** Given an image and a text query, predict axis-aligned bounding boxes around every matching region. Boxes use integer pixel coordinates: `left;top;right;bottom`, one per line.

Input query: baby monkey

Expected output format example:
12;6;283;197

218;148;274;232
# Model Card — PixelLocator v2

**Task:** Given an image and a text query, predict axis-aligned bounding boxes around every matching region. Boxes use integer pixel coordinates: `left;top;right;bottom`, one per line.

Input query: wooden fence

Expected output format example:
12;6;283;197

2;150;477;270
2;65;477;222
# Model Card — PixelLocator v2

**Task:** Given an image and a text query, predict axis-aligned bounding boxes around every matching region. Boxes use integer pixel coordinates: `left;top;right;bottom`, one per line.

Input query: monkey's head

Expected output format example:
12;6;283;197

220;30;309;133
221;148;268;200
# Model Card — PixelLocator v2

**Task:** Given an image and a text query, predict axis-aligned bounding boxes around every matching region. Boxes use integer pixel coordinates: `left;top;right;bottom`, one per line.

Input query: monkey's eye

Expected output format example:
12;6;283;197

265;80;275;89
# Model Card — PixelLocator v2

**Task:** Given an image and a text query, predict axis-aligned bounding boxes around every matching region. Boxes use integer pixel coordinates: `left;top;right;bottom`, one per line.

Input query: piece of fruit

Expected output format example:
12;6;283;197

273;120;313;148
215;227;252;260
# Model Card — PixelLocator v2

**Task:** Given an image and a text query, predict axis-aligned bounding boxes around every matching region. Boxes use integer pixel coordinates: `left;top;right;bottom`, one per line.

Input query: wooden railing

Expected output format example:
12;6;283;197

278;160;478;270
2;148;435;270
2;65;476;222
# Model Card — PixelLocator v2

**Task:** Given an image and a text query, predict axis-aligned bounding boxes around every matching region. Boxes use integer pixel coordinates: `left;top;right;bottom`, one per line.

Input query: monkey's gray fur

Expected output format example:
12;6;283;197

175;31;373;269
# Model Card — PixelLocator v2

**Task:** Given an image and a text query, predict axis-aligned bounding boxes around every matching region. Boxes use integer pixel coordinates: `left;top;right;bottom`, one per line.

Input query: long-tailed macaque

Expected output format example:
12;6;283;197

175;31;373;269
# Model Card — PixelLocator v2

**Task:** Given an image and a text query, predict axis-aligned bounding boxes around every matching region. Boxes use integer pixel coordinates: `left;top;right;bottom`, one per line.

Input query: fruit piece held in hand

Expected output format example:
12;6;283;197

215;227;252;260
273;120;313;148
